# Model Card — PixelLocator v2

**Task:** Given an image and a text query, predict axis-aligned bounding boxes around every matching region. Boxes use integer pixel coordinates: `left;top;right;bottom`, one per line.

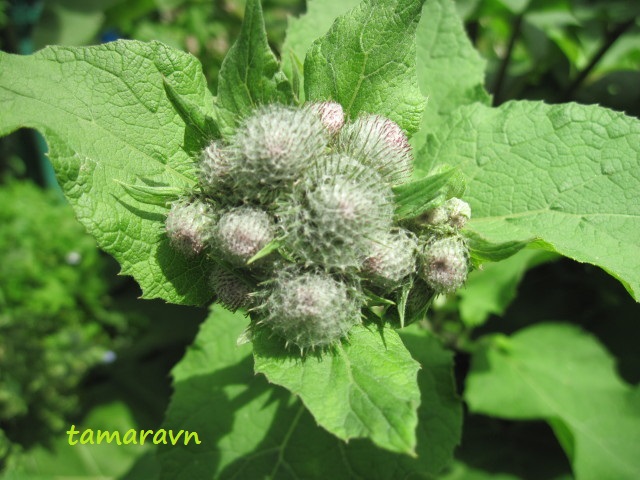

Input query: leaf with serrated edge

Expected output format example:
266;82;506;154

253;325;421;455
0;41;216;305
305;0;426;136
281;0;360;100
216;0;293;136
466;323;640;480
158;307;461;479
413;0;490;150
420;101;640;301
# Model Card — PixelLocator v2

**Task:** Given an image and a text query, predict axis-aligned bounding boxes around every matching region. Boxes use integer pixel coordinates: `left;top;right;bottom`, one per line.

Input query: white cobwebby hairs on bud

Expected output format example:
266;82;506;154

259;269;361;350
305;101;345;135
363;229;418;289
338;113;413;184
214;207;275;265
423;197;471;229
419;235;469;294
165;198;217;257
278;154;394;270
228;104;328;201
198;141;231;194
209;264;253;312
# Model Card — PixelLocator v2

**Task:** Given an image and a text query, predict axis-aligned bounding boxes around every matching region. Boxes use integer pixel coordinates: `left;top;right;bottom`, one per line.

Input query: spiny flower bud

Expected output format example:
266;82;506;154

214;207;274;265
165;198;216;256
198;141;231;194
363;229;418;289
209;265;254;312
305;101;345;135
423;198;471;229
229;104;328;201
279;154;394;270
260;269;362;349
419;235;469;294
338;113;413;184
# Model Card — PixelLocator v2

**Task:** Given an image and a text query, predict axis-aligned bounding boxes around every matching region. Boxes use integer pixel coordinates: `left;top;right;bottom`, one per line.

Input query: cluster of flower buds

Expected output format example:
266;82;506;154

164;102;472;351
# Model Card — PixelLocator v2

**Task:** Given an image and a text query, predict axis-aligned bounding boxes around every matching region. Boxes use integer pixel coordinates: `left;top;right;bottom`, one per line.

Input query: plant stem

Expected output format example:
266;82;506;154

562;19;635;101
493;13;524;106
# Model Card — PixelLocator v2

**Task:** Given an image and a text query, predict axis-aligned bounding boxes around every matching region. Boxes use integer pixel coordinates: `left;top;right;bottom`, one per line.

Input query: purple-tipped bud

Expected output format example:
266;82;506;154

363;229;418;289
424;198;471;229
419;236;469;294
165;198;216;256
260;269;361;349
214;207;274;265
210;265;254;312
338;114;413;184
305;101;345;135
198;141;231;194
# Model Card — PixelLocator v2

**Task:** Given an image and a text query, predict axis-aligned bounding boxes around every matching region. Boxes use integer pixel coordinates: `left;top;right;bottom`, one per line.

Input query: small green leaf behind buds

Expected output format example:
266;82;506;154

209;264;254;312
423;197;471;229
419;235;470;294
213;207;275;265
258;269;362;350
198;141;231;195
305;101;345;135
338;113;413;184
165;198;217;256
363;228;418;289
228;104;328;201
279;155;394;270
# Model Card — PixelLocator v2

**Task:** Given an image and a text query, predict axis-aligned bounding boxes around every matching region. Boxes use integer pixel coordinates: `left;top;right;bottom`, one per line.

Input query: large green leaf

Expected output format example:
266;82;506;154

252;325;421;455
158;308;461;478
304;0;426;136
413;0;490;148
0;41;217;305
420;101;640;301
466;323;640;480
216;0;293;136
281;0;360;99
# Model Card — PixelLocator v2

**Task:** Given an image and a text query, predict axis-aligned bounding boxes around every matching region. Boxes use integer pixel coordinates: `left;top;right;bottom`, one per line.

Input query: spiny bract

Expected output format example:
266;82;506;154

363;229;418;289
419;235;470;294
278;154;394;270
338;113;413;184
209;265;254;312
198;141;231;195
213;207;275;265
228;104;328;201
259;269;361;350
423;197;471;230
165;198;216;256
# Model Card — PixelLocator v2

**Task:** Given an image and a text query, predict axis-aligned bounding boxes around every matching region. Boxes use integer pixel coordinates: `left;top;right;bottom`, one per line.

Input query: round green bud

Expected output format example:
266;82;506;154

209;264;254;312
229;104;328;201
198;141;231;194
214;207;274;265
260;269;362;349
419;235;469;294
165;198;216;256
278;154;394;270
363;229;418;289
423;198;471;229
338;113;413;184
305;101;345;135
